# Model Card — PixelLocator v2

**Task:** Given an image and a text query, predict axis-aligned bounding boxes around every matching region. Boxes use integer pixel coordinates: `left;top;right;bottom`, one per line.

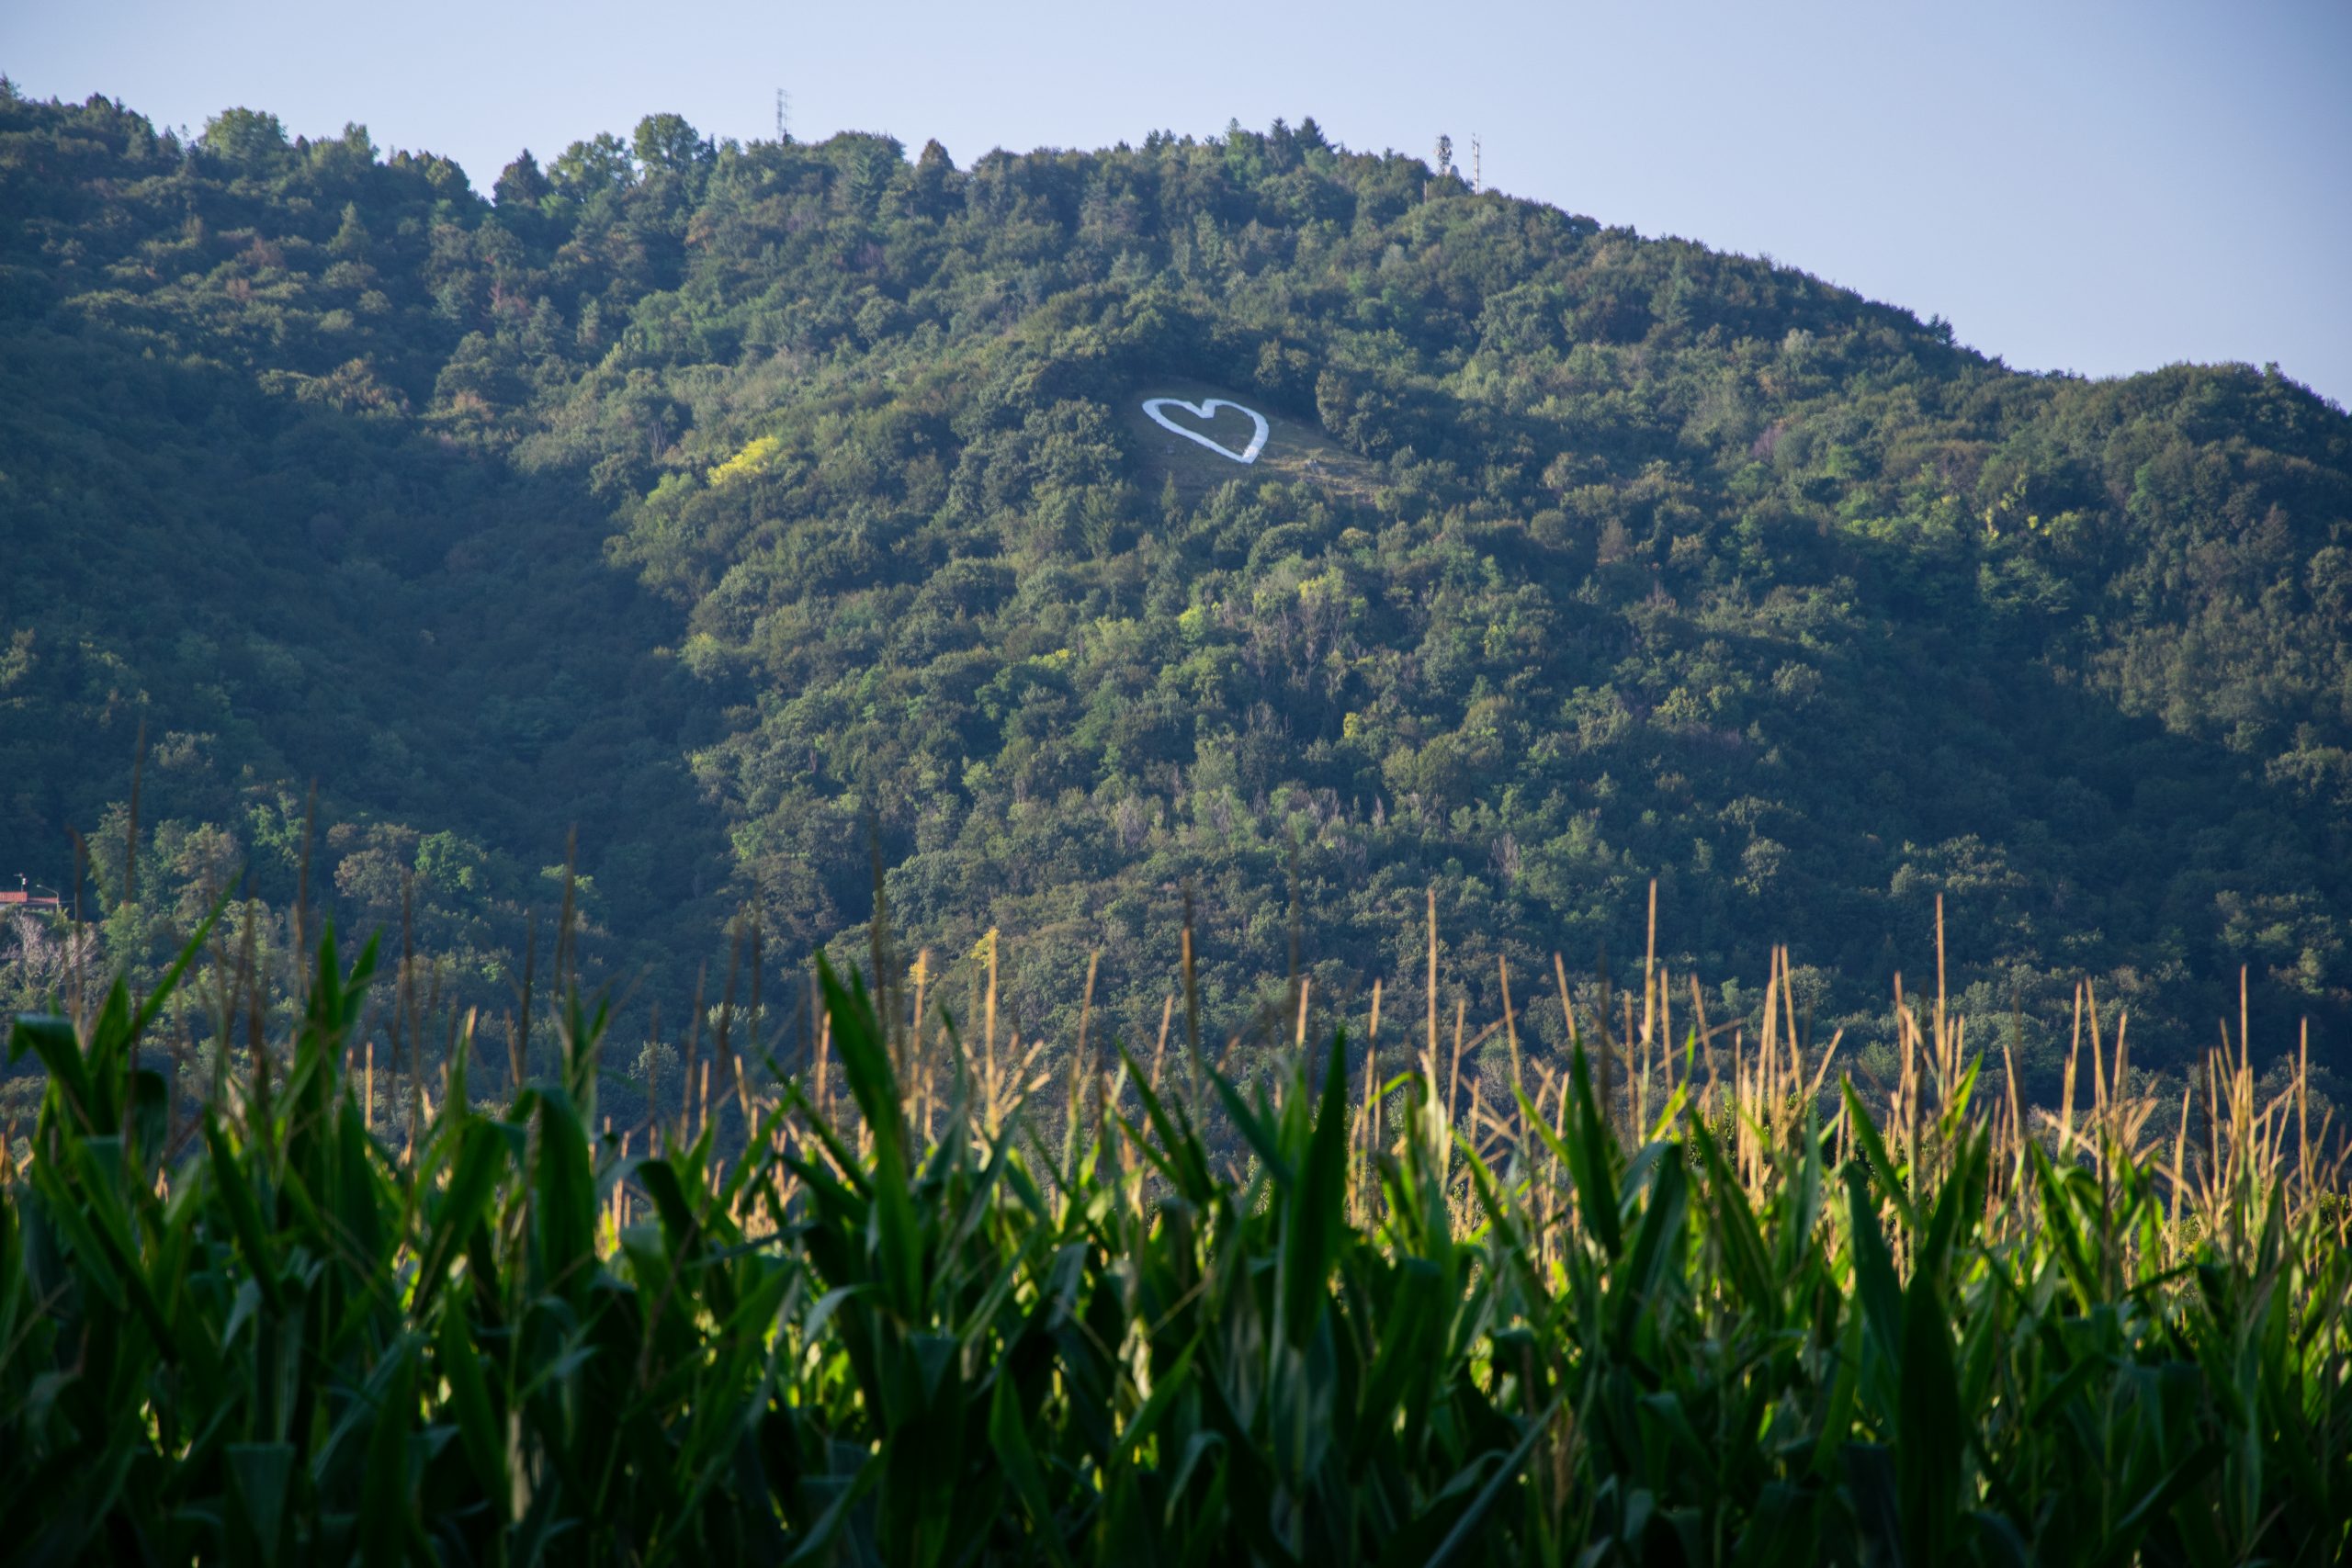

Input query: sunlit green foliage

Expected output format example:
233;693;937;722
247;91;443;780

2;82;2348;1124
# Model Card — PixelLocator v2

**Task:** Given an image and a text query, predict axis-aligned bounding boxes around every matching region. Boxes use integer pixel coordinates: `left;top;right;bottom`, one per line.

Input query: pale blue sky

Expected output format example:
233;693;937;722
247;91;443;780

8;1;2348;405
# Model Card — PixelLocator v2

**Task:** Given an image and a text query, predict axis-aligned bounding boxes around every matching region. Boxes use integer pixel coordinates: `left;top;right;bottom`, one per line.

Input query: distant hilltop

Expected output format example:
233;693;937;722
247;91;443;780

0;88;2346;1089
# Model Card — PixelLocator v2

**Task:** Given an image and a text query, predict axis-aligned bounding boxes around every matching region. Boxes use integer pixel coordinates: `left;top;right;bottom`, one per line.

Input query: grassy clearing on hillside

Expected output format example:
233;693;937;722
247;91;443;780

1123;379;1384;502
3;881;2348;1564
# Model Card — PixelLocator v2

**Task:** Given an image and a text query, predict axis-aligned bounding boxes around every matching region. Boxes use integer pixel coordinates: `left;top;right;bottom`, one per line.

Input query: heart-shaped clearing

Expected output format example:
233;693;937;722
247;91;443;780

1142;397;1270;465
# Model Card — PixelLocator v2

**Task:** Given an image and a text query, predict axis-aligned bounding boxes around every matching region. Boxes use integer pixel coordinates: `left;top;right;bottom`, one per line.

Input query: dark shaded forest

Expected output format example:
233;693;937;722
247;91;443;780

4;85;2348;1131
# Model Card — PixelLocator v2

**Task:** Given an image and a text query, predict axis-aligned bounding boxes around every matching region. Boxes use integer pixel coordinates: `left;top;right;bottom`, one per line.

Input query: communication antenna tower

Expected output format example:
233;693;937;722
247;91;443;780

775;87;791;142
1471;133;1482;194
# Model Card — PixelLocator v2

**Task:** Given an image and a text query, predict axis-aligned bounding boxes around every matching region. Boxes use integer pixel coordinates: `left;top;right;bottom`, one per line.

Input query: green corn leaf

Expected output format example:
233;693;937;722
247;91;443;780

411;1118;506;1317
1896;1266;1965;1565
1562;1043;1623;1259
8;1013;98;1134
358;1341;423;1568
1842;1163;1904;1363
1690;1119;1777;1322
65;1134;178;1352
989;1365;1075;1567
2026;1141;2098;1311
1914;1128;1985;1292
437;1296;510;1519
1840;1075;1918;1234
1278;1028;1352;1349
1109;1339;1198;1473
1811;1313;1864;1481
1115;1039;1216;1203
1353;1255;1442;1463
203;1111;284;1316
225;1441;295;1568
2104;1441;2223;1563
530;1086;598;1305
1610;1148;1690;1351
1210;1067;1293;1188
1411;1398;1560;1568
1772;1118;1826;1281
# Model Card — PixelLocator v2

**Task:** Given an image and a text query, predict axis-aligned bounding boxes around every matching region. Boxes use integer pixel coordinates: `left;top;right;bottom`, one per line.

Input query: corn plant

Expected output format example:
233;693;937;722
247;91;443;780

3;906;2347;1564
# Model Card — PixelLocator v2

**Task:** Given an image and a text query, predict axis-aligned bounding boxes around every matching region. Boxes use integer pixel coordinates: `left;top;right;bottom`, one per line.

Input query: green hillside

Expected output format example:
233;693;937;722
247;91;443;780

3;85;2349;1113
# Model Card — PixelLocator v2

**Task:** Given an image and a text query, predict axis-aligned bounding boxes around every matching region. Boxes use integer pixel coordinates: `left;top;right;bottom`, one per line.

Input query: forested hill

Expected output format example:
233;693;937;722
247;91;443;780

4;85;2349;1107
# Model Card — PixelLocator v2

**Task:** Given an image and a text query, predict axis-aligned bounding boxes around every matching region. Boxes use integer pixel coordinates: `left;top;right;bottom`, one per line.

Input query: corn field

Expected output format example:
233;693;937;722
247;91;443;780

3;889;2348;1565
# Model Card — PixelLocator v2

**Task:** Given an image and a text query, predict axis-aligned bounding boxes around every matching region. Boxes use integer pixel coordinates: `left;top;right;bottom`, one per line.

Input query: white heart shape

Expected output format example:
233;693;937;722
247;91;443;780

1142;397;1270;465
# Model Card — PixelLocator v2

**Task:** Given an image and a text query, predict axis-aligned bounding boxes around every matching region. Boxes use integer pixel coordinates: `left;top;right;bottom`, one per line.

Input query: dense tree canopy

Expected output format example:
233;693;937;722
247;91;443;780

3;84;2347;1129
